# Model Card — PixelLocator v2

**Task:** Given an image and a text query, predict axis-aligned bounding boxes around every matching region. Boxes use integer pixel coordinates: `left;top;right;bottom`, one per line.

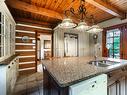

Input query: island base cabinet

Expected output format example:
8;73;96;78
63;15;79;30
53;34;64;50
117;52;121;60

43;68;69;95
43;68;107;95
69;74;107;95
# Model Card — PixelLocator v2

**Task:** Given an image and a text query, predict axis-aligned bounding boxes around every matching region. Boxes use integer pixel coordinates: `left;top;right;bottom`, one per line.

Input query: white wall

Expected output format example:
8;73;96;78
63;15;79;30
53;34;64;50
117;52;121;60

90;17;127;57
98;17;127;28
40;35;51;59
53;28;90;57
53;18;127;57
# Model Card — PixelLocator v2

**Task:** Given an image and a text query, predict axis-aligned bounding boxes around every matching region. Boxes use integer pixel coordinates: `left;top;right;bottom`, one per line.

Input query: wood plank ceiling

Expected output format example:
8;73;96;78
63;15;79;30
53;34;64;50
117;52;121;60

6;0;127;28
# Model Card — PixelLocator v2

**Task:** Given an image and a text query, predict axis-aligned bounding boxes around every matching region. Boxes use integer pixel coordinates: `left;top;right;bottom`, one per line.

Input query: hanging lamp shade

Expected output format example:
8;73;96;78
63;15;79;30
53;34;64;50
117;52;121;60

76;21;89;31
87;25;103;33
58;18;77;29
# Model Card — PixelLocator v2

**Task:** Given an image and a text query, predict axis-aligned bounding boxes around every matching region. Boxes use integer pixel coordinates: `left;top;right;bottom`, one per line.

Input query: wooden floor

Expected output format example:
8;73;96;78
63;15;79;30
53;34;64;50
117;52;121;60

13;72;43;95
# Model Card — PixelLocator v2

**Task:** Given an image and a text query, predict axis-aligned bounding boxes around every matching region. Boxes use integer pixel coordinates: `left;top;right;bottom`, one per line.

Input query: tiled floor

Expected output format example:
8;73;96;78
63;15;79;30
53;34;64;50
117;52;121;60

13;72;43;95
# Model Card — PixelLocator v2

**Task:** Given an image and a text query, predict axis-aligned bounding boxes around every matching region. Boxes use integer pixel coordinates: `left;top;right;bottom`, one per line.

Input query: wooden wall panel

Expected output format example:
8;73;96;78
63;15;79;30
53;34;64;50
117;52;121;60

17;52;35;56
19;63;35;69
16;39;34;43
19;57;35;63
16;32;35;37
19;69;36;75
16;25;36;75
16;23;52;75
16;45;35;49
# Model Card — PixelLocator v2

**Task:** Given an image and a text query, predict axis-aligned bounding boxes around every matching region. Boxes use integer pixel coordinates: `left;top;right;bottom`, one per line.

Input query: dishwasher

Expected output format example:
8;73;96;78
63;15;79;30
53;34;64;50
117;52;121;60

69;74;107;95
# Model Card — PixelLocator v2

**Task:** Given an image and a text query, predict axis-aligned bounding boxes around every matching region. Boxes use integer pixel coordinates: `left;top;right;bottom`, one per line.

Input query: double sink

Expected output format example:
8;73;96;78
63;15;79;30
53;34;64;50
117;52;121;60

89;60;120;67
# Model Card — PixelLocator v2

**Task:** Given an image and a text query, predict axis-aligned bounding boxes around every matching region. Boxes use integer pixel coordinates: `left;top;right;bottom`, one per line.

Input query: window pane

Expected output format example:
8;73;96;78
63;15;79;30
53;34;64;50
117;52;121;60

114;37;120;43
114;43;120;49
106;44;113;49
109;49;113;57
107;38;113;44
114;30;120;36
106;29;120;58
107;32;113;37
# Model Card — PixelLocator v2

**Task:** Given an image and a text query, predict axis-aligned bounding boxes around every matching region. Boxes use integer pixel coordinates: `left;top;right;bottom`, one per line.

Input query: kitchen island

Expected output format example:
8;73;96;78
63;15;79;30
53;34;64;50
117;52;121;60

42;57;127;95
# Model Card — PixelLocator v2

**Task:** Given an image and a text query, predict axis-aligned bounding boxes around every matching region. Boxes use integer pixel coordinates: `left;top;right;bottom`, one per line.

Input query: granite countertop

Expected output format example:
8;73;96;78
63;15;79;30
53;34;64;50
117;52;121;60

42;57;127;87
0;54;18;65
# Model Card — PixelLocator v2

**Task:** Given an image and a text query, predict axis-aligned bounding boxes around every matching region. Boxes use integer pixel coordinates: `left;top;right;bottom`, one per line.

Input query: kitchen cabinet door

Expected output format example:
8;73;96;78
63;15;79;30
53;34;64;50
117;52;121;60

108;77;126;95
0;12;4;57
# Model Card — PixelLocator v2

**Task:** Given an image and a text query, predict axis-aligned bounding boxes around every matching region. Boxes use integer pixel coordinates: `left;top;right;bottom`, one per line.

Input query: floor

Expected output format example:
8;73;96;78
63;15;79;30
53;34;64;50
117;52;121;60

13;72;43;95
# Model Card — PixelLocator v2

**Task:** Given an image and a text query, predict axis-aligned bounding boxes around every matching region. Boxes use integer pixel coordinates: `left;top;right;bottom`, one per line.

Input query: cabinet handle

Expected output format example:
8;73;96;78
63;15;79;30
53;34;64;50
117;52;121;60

92;84;95;88
8;66;10;68
12;63;14;65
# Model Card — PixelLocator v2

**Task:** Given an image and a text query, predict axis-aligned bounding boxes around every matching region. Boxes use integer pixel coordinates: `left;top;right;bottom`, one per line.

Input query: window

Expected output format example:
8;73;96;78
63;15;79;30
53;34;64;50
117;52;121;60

106;29;120;58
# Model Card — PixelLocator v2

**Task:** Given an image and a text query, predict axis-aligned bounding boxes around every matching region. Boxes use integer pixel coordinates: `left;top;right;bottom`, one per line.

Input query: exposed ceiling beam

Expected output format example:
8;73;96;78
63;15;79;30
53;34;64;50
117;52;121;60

15;18;54;27
85;0;126;19
6;0;63;20
6;0;79;23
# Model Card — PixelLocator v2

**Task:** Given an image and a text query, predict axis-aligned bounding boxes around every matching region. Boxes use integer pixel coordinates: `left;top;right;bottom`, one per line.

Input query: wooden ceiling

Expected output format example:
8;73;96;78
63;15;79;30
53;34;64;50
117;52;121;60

6;0;127;28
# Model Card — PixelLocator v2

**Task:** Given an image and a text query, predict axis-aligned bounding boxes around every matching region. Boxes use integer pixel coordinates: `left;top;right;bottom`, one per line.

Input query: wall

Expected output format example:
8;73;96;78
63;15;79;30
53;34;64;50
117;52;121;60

53;28;90;57
40;35;51;59
88;17;127;57
15;23;52;75
98;18;127;28
15;25;36;75
89;33;102;57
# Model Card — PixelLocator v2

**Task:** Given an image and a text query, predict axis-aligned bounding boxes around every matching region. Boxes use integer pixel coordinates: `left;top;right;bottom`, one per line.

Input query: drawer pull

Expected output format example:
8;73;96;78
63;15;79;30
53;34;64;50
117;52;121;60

92;85;95;88
12;63;14;64
8;66;10;68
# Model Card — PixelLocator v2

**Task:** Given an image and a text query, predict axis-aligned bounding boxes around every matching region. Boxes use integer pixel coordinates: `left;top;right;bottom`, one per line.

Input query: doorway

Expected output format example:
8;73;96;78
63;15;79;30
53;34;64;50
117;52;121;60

36;32;52;72
64;33;78;57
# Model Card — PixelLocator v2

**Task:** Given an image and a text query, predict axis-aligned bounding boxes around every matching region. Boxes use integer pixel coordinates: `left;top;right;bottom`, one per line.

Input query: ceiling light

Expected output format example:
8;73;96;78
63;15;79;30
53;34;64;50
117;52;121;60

87;25;103;33
58;18;77;29
76;21;89;31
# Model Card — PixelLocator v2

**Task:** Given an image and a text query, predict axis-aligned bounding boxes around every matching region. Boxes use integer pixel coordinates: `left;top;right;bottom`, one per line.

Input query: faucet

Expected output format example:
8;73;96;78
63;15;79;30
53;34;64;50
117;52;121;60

94;55;99;66
94;55;97;61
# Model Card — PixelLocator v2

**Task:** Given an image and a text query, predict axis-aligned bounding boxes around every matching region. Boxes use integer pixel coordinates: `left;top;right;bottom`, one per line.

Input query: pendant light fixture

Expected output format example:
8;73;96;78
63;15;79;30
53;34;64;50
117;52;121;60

87;25;103;33
87;16;103;33
56;0;103;33
58;18;77;29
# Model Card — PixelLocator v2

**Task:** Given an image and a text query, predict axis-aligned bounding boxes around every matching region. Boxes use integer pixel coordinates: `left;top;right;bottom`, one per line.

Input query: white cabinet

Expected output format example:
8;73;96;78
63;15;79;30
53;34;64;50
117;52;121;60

69;74;107;95
0;1;16;61
108;69;126;95
0;57;19;95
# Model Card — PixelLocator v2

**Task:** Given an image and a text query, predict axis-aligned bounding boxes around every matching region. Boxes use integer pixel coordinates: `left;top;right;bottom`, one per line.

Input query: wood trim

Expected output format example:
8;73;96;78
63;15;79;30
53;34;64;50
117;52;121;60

15;18;53;27
17;23;52;31
18;55;35;58
19;61;35;64
16;43;35;46
16;30;35;34
16;49;35;52
19;67;36;71
102;30;108;57
35;31;37;72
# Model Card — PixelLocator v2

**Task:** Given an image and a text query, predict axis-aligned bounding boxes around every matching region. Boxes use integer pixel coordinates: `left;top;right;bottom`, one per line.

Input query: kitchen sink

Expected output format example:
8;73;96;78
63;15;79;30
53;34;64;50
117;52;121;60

88;60;120;67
